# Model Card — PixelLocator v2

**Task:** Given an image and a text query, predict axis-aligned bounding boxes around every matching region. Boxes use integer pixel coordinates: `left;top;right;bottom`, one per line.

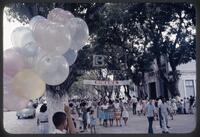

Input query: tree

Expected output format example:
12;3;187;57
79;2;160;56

142;3;196;97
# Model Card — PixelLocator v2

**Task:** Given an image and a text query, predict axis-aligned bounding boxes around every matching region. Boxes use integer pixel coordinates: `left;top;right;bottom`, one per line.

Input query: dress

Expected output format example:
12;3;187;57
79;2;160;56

37;111;49;134
114;103;121;119
108;104;115;120
102;104;109;120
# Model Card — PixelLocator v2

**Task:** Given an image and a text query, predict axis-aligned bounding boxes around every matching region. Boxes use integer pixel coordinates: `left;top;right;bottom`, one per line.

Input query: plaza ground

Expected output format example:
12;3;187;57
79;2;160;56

3;110;196;134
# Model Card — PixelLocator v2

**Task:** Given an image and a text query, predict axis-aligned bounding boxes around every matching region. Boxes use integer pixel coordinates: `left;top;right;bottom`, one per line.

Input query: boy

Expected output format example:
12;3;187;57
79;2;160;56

52;104;76;134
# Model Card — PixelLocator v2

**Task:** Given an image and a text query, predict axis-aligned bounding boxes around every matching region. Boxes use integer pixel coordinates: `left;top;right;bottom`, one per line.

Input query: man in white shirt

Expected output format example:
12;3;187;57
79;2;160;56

132;96;137;115
159;97;171;133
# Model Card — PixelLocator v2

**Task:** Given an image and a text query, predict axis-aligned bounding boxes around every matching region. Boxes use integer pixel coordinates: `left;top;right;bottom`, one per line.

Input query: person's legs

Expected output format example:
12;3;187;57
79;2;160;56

161;114;169;133
148;117;154;133
124;118;128;126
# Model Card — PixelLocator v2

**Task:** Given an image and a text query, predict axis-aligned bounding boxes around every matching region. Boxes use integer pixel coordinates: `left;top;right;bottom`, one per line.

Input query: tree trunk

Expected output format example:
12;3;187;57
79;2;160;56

46;89;69;133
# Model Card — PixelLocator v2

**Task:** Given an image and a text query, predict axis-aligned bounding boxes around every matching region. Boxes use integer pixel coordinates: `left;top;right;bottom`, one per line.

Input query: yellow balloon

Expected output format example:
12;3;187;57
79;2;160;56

12;69;46;100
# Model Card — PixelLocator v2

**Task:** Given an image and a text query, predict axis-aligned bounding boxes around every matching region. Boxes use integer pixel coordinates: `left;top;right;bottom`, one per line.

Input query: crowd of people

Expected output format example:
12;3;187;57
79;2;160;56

35;95;196;134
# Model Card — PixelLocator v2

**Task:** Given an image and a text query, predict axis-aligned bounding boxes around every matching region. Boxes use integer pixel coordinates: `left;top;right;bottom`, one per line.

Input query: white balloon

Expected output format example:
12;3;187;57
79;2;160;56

48;8;74;25
11;27;32;48
11;27;39;57
35;55;69;85
64;17;89;51
33;20;71;55
29;15;46;30
63;49;78;65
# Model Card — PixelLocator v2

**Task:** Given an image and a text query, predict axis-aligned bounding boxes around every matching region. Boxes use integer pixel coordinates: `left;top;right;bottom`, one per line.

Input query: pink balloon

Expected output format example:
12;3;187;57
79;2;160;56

3;48;25;77
3;74;29;111
4;89;29;111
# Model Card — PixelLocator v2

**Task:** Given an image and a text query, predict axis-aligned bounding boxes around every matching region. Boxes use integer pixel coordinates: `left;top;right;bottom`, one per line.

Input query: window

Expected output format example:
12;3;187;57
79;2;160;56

185;80;195;97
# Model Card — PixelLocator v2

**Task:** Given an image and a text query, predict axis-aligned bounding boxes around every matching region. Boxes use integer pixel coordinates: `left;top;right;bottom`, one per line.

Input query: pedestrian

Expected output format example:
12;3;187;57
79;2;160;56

90;110;96;134
159;97;171;133
136;100;142;116
114;99;122;127
185;97;190;114
132;96;137;115
86;107;91;131
108;100;115;126
81;102;88;131
37;104;48;134
102;101;109;127
158;97;163;128
154;99;159;120
122;103;129;126
145;99;156;134
52;104;76;134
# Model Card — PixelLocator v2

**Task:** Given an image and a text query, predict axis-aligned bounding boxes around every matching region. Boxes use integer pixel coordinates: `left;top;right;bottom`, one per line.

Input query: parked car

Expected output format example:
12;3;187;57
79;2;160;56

16;106;36;119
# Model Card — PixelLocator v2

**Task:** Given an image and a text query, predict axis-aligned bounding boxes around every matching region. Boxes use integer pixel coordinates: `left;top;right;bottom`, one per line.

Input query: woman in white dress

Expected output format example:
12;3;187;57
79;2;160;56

37;104;48;134
136;100;142;116
122;104;129;126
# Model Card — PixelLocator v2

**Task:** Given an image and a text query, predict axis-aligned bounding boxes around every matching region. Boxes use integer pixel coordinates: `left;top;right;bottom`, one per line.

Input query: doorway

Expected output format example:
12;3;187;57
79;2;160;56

149;82;157;99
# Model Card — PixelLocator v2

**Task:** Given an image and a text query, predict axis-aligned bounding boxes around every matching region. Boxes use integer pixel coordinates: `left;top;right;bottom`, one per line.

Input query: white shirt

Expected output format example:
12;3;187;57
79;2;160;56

159;102;169;114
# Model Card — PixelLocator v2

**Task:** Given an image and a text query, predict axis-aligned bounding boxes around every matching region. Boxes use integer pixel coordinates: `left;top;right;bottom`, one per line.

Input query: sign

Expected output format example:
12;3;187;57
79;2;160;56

93;55;105;67
83;80;130;86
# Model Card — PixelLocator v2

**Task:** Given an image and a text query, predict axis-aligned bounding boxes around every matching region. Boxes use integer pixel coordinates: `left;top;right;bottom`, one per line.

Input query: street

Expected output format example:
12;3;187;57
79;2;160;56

3;110;196;134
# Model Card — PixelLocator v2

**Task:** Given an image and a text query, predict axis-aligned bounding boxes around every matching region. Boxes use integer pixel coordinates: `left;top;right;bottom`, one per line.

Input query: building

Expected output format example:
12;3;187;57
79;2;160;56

144;57;196;99
177;60;196;98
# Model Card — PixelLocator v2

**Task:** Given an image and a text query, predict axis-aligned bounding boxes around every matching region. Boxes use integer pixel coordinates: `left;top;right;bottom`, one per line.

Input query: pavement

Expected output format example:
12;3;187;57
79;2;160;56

3;110;196;134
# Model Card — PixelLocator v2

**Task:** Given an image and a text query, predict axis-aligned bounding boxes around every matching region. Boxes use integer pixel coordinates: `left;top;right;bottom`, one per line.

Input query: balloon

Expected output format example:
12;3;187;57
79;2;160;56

12;69;46;100
48;8;74;25
3;74;29;111
64;17;89;51
33;20;71;55
35;55;69;85
29;15;46;30
11;27;39;57
4;90;29;111
63;49;78;65
3;48;25;77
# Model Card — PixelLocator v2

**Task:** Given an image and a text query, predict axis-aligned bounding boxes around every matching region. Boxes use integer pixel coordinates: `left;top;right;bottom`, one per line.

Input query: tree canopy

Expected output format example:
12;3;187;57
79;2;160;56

5;2;196;98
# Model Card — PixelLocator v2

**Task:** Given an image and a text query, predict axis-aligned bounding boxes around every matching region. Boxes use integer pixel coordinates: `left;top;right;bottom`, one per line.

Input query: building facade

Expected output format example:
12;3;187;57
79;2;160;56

144;57;196;99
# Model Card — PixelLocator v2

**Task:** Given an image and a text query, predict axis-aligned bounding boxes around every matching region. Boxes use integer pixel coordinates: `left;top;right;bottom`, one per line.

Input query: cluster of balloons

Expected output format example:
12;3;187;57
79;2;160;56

3;8;89;111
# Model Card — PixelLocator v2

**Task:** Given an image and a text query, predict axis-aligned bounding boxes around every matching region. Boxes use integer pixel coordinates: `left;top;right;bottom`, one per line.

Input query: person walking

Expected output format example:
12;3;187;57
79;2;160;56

122;103;129;126
136;100;142;116
132;96;137;115
90;110;96;134
108;100;115;126
145;99;156;134
37;104;49;134
159;97;171;133
114;99;122;127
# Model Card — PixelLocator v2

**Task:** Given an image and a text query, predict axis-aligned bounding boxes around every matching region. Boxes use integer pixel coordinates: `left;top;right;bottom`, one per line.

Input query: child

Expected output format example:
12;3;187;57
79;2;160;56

122;104;129;126
86;107;91;131
52;104;76;134
90;110;96;134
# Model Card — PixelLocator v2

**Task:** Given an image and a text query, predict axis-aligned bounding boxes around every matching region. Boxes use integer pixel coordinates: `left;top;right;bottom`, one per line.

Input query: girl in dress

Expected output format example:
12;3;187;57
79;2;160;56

90;110;96;134
108;100;115;126
136;100;142;116
102;101;109;127
114;99;121;126
122;103;129;126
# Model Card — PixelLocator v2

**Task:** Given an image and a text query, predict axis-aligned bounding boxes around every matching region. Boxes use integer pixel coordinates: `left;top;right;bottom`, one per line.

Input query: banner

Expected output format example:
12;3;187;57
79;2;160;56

83;80;130;86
